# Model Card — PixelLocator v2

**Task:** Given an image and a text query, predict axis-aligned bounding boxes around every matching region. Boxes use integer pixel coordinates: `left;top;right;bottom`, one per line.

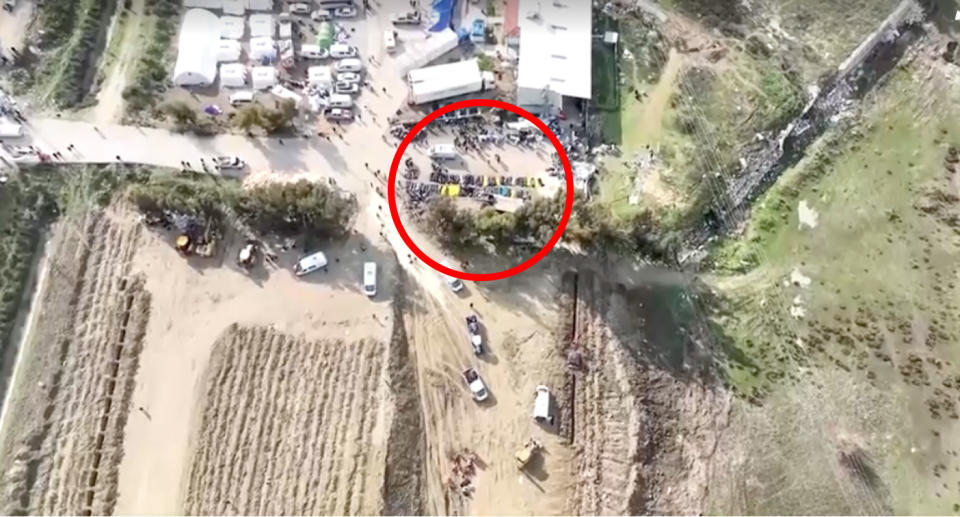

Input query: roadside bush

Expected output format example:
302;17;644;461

160;100;199;129
232;100;299;134
236;180;357;237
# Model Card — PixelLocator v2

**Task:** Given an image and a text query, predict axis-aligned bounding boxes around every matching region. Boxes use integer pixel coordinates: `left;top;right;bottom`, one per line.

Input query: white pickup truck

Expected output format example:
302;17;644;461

462;368;488;402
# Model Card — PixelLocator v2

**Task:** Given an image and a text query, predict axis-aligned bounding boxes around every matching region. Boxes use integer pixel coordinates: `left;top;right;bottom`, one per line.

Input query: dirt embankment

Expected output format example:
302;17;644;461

182;325;387;515
560;269;731;515
0;210;149;515
381;267;427;516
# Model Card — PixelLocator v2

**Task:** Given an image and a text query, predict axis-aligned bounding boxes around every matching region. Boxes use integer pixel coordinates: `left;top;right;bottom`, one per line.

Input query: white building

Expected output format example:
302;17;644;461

247;0;272;9
216;39;243;62
219;63;247;87
408;58;484;105
219;16;245;39
183;0;220;8
172;9;219;86
513;0;592;115
249;13;274;38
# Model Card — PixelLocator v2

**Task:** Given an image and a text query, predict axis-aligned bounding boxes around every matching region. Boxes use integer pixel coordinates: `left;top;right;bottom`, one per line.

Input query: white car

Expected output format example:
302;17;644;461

325;107;354;121
334;81;359;94
391;11;421;25
311;9;332;21
213;156;245;170
289;2;311;15
337;72;361;83
334;6;358;18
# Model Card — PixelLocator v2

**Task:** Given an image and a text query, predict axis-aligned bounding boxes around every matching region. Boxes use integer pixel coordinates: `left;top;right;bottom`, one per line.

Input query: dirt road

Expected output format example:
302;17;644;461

90;0;146;124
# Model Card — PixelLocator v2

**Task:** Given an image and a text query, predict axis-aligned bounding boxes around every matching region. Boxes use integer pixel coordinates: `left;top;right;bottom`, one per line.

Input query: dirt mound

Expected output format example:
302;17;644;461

182;325;386;515
564;270;731;515
0;210;149;515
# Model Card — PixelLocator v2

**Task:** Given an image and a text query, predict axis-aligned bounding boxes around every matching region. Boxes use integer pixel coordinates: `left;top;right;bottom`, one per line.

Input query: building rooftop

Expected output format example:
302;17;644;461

515;0;592;100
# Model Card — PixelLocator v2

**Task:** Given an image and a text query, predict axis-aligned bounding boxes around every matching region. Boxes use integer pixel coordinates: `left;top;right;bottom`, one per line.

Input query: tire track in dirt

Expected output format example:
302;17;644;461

182;327;387;515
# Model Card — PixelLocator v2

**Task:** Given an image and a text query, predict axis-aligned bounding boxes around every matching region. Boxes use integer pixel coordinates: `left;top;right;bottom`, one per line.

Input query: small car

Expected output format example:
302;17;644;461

325;108;354;121
334;6;358;18
288;2;311;15
213;156;245;170
334;81;359;94
337;72;361;84
391;11;421;25
311;9;332;21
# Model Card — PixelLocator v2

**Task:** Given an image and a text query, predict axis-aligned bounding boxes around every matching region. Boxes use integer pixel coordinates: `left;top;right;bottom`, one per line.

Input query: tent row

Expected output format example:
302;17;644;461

219;13;275;39
219;64;278;89
183;0;273;13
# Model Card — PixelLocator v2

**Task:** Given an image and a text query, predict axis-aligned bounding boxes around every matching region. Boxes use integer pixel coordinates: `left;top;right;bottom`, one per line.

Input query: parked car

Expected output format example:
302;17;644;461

337;72;361;83
3;0;16;12
334;6;358;18
325;107;354;121
362;262;377;297
311;8;333;21
289;2;312;15
391;11;421;25
334;81;359;94
213;156;245;170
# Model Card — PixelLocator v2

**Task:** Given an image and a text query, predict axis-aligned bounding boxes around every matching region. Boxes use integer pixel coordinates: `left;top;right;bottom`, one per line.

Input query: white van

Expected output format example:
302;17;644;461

383;30;397;53
294;251;328;276
327;93;353;108
329;43;356;59
533;385;552;424
335;58;363;73
229;90;255;106
362;262;377;297
300;44;328;60
429;144;458;161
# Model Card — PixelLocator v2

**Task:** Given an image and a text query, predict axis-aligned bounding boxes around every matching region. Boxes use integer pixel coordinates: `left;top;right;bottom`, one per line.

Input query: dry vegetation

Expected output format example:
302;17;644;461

183;326;387;515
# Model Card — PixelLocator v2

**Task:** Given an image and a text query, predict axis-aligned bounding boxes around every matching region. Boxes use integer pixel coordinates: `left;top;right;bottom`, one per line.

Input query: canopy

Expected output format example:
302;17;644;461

222;0;244;15
315;22;334;49
173;9;219;86
216;39;242;62
429;0;455;32
249;13;274;38
219;63;247;87
249;37;276;61
219;16;244;39
251;66;277;90
307;66;333;87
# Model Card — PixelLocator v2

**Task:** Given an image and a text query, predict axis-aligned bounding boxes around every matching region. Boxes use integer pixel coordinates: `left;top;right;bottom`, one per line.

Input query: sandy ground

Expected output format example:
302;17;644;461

89;0;146;124
114;222;397;513
0;0;33;54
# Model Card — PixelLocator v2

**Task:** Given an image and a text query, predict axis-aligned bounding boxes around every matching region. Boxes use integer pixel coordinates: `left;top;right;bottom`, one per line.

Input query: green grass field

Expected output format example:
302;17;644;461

704;65;960;514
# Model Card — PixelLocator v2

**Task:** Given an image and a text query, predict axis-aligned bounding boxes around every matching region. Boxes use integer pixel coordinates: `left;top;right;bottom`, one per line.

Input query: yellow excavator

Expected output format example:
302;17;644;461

514;438;542;470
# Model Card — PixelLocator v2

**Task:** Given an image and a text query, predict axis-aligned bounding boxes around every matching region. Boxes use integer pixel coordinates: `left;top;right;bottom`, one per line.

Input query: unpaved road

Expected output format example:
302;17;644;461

90;0;146;124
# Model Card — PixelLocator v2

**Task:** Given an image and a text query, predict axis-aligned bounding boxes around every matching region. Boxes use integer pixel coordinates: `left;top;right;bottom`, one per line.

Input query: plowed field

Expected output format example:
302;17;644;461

0;210;149;515
183;326;386;515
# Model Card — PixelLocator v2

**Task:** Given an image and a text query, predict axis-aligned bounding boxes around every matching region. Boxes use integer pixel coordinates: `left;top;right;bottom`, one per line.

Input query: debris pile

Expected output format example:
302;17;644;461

445;449;481;498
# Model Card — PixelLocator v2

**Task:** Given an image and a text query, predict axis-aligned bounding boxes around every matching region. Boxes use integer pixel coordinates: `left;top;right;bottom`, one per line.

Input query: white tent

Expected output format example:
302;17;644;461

249;37;276;61
222;0;244;15
307;66;333;88
251;66;277;90
183;0;220;8
395;29;459;75
173;9;219;86
216;39;243;62
219;16;244;39
219;63;247;87
249;14;274;38
247;0;272;9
